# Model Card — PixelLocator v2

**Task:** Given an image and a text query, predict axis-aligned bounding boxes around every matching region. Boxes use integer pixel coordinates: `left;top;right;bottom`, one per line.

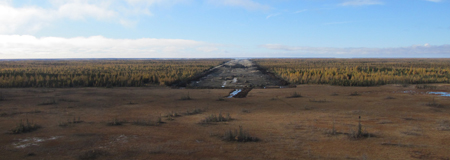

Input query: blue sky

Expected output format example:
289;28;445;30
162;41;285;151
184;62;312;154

0;0;449;59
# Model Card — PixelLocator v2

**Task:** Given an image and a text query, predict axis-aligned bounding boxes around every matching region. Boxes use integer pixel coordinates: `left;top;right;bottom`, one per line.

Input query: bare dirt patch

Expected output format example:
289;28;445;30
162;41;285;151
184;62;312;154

188;59;288;89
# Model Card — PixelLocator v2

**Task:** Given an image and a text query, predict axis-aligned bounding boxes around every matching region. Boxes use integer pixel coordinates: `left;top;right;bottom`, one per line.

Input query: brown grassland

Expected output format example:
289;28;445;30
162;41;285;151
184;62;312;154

1;59;450;160
1;84;450;159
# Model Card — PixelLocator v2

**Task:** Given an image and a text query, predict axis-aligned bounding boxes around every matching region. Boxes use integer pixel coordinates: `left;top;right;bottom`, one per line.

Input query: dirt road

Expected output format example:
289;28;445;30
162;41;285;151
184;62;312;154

189;59;284;88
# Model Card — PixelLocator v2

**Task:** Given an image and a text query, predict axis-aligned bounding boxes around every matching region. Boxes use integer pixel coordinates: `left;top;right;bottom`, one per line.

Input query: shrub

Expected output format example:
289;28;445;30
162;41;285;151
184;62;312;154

59;117;83;127
324;120;342;136
180;92;192;100
132;120;157;126
217;97;225;101
78;149;109;160
200;112;231;124
287;92;302;98
167;111;181;117
156;117;163;124
385;96;395;99
309;99;327;103
349;92;360;96
11;119;40;134
107;118;125;126
39;98;57;105
132;117;163;126
426;98;443;108
438;120;450;131
184;108;205;115
164;111;182;121
58;98;79;102
347;116;374;139
416;85;437;89
223;126;259;142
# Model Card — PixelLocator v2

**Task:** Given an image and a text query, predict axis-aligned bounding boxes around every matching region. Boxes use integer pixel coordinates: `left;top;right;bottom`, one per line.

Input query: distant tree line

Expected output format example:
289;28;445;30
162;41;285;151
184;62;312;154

253;59;450;86
0;59;229;88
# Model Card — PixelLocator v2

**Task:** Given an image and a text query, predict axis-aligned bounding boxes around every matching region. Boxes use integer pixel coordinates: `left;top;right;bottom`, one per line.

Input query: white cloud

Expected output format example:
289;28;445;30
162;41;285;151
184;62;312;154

426;0;442;2
340;0;383;6
0;4;51;33
260;44;450;56
57;2;117;20
206;0;271;11
0;0;187;34
0;35;222;58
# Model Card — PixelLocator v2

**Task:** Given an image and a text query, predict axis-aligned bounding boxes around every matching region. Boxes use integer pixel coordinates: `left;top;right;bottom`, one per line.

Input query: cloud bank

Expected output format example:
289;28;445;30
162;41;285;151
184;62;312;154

260;44;450;57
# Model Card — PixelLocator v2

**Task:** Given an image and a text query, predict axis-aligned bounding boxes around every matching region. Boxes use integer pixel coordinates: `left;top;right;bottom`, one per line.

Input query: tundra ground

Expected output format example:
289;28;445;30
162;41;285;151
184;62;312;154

0;85;449;160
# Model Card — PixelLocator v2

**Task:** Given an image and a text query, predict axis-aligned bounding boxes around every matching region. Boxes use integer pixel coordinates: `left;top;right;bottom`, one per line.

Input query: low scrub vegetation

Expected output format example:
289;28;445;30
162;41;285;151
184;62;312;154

107;118;125;126
324;120;343;136
426;98;443;108
59;117;83;127
347;116;374;139
437;120;450;131
309;99;327;103
39;98;57;105
58;98;79;102
180;92;192;100
223;126;259;142
385;96;396;99
217;97;225;101
416;85;437;89
184;108;205;115
11;119;40;134
166;111;182;117
287;92;302;98
78;149;109;160
132;117;163;126
200;112;231;124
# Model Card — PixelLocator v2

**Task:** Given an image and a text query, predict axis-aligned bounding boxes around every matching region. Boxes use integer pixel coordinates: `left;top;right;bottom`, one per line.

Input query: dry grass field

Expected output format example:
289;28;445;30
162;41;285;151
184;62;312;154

1;84;449;160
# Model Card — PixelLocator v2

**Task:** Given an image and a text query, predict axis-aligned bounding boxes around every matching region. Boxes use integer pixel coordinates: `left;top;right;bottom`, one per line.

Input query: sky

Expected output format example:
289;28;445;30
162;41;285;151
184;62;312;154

0;0;449;59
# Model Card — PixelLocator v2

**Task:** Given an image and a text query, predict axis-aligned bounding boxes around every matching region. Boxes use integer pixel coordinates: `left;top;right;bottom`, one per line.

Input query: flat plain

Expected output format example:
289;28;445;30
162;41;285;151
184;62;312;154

1;84;449;160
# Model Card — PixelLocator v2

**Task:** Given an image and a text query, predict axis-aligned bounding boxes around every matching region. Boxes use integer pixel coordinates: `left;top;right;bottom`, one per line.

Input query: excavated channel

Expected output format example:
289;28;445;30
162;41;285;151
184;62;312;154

185;59;290;89
174;59;292;98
